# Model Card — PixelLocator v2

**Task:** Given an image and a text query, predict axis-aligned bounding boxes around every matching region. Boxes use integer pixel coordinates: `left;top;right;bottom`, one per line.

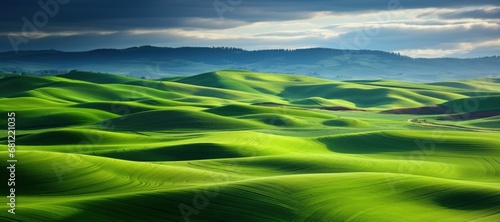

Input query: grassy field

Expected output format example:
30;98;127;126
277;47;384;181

0;70;499;221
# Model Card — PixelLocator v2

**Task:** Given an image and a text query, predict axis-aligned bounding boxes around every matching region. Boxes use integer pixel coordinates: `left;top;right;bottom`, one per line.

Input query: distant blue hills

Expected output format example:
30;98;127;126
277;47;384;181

1;46;498;81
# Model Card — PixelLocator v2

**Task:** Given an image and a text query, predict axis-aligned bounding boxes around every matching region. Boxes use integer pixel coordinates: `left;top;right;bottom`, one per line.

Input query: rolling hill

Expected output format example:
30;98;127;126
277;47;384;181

0;70;499;221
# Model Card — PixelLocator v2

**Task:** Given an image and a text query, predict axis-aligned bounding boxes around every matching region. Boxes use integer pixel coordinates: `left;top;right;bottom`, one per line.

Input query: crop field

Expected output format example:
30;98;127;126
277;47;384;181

1;70;499;221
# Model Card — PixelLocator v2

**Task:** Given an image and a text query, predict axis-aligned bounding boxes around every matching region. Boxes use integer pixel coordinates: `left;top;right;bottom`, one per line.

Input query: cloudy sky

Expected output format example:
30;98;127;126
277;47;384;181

1;0;499;58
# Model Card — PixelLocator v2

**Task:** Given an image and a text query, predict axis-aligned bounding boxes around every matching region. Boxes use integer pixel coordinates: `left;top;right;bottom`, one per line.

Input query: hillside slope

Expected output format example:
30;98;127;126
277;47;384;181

0;70;499;221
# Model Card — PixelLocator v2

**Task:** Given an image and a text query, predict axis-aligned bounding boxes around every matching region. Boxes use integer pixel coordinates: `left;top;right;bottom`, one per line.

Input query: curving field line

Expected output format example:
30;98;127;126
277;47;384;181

408;118;500;132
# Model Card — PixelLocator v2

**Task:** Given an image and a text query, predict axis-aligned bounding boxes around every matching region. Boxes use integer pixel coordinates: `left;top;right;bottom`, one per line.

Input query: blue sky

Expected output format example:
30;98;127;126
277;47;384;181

1;0;499;58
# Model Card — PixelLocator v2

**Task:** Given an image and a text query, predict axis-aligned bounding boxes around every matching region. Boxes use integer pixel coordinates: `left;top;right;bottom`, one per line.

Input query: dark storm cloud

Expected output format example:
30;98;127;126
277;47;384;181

0;0;222;32
1;0;499;33
1;0;499;56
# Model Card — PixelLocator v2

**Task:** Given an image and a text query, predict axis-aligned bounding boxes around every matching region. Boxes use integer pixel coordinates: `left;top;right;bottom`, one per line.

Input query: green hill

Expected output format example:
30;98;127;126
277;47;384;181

0;70;499;221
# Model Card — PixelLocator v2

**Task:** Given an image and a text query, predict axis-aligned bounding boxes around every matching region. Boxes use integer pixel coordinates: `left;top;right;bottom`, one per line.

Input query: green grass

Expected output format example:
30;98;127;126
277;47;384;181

1;70;499;221
443;95;500;112
58;71;138;84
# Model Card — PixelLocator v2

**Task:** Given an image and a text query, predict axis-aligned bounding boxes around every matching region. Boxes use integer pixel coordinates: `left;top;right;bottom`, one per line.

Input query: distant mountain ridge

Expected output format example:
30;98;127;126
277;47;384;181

0;46;499;81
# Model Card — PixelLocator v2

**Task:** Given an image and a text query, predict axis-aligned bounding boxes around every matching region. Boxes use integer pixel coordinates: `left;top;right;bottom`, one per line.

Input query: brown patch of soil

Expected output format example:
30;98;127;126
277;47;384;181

382;105;451;115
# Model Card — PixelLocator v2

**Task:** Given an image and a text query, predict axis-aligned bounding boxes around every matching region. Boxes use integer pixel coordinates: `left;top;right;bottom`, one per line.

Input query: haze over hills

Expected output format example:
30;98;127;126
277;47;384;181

1;46;499;81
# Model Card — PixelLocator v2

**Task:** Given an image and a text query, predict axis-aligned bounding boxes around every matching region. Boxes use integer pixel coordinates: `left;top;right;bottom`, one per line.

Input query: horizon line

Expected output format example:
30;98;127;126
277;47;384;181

2;45;499;59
